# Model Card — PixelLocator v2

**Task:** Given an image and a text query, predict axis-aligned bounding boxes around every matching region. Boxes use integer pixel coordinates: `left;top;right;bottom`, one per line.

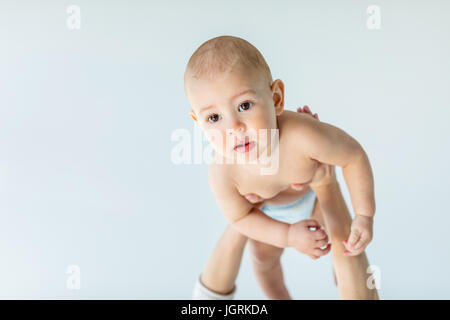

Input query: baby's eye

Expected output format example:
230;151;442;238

238;101;253;111
208;114;221;123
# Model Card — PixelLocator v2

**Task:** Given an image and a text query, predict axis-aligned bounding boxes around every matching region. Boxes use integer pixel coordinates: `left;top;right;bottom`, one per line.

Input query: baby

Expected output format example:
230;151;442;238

184;35;377;299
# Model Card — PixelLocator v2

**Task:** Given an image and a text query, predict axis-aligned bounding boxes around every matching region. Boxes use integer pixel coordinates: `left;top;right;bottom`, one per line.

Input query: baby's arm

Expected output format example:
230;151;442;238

291;115;375;254
294;115;375;218
208;163;291;249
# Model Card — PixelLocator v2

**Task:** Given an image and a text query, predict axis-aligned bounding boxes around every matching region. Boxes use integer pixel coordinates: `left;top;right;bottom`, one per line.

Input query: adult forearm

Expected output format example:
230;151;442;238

311;182;352;239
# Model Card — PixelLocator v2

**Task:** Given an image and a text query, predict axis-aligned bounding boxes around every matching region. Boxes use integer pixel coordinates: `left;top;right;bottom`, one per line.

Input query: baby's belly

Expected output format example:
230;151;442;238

261;186;312;207
237;156;320;209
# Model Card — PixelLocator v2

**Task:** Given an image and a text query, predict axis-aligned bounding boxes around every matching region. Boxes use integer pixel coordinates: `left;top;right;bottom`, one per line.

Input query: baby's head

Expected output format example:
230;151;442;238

184;35;285;161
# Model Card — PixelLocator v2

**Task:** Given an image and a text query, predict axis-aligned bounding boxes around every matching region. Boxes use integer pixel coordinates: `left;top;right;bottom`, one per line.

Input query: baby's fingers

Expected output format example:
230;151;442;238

316;239;329;248
312;228;328;241
343;250;354;256
352;234;369;251
345;229;362;249
343;239;366;256
313;243;332;257
344;247;364;256
302;219;321;230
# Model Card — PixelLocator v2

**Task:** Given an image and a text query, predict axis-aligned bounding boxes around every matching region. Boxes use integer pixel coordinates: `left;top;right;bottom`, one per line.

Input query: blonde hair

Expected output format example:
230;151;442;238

184;35;273;86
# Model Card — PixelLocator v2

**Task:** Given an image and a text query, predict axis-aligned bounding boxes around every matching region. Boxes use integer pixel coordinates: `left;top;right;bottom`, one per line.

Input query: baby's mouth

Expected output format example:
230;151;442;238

234;139;255;153
234;138;249;149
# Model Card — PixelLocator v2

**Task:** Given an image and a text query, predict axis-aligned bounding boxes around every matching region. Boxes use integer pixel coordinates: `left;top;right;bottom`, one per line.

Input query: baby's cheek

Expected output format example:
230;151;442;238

207;136;229;156
205;128;223;145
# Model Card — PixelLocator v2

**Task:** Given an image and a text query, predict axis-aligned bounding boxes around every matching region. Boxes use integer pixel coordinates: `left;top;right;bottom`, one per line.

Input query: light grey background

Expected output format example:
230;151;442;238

0;0;449;299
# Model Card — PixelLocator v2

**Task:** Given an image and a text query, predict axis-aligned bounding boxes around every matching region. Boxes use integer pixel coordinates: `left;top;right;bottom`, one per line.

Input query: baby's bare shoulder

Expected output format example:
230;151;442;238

208;160;241;200
278;110;321;153
208;161;253;223
278;109;319;131
278;109;363;167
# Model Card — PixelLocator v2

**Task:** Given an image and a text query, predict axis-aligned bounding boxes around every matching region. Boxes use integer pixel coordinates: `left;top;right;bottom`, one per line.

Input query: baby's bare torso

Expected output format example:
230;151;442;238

216;111;321;208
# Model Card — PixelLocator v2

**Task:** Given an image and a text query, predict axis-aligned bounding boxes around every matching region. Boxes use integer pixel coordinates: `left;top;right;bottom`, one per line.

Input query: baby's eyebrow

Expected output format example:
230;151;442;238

199;89;256;115
229;88;257;102
199;105;214;115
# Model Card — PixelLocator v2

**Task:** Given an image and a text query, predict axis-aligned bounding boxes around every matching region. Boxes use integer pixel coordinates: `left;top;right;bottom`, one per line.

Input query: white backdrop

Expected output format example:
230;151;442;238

0;0;449;299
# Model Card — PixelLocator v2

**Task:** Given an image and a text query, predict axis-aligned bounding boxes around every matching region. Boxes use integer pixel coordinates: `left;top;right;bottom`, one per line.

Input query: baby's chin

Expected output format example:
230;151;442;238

212;142;269;164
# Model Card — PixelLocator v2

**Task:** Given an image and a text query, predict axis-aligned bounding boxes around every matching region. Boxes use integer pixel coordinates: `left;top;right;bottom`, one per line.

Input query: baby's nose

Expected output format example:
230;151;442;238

228;119;245;134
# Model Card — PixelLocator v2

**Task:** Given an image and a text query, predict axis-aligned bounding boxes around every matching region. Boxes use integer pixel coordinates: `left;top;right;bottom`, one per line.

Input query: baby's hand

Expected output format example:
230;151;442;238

287;219;331;260
343;214;373;256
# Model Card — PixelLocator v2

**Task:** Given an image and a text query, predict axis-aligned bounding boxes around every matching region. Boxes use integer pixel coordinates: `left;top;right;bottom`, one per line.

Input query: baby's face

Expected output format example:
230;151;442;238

185;67;283;161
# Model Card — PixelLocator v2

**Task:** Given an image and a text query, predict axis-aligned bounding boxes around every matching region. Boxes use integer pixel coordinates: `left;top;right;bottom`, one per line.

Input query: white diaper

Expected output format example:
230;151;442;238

260;188;317;224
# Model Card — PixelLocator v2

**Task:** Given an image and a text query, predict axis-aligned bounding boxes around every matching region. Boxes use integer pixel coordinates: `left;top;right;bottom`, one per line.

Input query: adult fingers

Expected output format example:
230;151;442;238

303;105;312;114
297;105;319;120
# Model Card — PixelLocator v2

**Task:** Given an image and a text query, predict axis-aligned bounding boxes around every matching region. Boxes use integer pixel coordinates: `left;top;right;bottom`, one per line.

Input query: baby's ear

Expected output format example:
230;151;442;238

271;79;285;115
189;109;198;122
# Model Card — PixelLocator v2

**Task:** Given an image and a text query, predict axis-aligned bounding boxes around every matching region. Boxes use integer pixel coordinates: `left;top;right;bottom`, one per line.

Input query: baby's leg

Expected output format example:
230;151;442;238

310;183;379;300
248;239;291;300
194;224;248;299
